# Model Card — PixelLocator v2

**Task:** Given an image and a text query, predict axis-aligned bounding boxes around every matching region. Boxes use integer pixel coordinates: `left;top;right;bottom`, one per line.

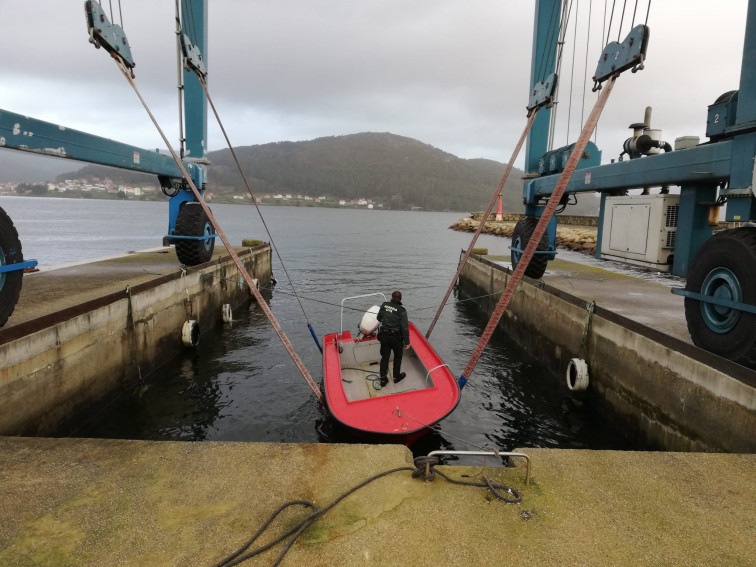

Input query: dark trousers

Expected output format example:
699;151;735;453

379;333;403;378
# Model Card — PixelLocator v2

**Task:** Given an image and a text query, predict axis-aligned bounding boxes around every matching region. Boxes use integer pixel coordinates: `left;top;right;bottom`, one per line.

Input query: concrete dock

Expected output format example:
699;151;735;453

457;252;755;453
539;256;691;343
0;244;754;565
0;437;753;566
0;245;272;436
6;247;256;327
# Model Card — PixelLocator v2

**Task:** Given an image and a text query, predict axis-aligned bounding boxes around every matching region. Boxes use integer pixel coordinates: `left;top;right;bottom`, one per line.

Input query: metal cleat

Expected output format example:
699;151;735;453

527;72;558;116
84;0;135;77
592;24;649;91
180;34;207;78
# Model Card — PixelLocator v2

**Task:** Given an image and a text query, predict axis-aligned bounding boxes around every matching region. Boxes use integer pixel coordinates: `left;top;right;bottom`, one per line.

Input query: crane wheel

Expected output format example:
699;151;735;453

0;207;24;327
174;202;215;266
511;217;549;279
684;227;756;368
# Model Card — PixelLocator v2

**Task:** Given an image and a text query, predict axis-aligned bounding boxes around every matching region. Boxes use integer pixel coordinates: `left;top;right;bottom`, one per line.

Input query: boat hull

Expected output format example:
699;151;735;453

322;322;460;445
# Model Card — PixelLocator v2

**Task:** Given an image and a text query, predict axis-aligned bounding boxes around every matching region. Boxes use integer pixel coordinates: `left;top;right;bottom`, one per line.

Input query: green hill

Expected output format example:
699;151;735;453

42;132;598;214
206;132;527;212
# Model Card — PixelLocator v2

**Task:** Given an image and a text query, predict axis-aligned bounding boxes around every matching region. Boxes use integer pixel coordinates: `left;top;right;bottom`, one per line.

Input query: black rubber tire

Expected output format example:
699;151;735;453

511;217;549;279
684;227;756;368
0;207;24;327
174;202;215;266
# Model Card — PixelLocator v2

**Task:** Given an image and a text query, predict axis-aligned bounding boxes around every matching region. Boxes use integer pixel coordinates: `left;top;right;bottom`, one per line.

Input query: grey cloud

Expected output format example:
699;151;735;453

0;1;748;167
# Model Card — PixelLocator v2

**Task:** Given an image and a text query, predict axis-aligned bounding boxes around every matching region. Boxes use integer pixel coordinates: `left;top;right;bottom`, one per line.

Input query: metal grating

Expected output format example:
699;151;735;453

665;230;677;249
665;204;679;228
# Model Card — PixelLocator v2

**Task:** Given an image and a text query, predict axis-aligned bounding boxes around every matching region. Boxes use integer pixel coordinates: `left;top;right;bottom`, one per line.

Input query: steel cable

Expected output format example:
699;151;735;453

195;74;321;351
425;110;539;340
112;58;324;403
460;75;618;386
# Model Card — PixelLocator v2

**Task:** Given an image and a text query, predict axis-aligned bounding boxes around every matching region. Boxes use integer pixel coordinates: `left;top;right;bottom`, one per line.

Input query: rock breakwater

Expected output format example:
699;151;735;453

450;217;598;255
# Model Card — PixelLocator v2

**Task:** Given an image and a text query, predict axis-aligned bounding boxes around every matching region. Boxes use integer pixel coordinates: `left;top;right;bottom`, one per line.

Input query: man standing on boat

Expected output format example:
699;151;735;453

377;290;410;388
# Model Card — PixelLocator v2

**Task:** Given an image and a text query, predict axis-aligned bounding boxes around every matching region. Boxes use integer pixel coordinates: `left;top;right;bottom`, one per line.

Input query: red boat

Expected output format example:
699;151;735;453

322;294;461;445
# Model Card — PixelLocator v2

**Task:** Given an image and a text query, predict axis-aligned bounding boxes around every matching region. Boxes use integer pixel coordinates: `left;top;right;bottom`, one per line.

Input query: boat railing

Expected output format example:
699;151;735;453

424;363;450;387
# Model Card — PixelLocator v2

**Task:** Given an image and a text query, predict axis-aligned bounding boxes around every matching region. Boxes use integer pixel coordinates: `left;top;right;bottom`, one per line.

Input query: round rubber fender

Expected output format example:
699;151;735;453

566;358;589;391
182;320;200;347
222;304;233;323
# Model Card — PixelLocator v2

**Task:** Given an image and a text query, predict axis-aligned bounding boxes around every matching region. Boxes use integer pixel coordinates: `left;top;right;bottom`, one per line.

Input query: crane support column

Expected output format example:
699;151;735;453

182;0;208;162
721;0;756;222
525;0;561;176
673;184;717;277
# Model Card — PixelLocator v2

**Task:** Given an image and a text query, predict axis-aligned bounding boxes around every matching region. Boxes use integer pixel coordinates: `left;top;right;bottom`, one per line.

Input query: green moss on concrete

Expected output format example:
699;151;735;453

1;439;754;566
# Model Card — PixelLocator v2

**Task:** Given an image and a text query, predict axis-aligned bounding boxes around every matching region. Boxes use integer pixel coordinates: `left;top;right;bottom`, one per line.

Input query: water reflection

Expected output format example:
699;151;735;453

64;206;635;453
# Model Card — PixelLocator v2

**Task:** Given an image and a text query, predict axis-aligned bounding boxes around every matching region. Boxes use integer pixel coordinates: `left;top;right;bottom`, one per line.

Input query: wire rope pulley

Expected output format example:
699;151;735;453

527;72;558;116
592;24;649;91
84;1;135;77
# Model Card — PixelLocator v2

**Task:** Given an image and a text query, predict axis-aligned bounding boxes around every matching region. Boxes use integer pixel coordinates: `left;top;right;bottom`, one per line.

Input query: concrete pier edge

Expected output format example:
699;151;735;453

0;437;753;566
0;245;272;436
457;252;756;453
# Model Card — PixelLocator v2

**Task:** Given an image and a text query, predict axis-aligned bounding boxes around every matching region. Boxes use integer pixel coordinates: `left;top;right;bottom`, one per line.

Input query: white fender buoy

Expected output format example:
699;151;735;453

182;320;200;347
222;304;233;323
566;358;589;391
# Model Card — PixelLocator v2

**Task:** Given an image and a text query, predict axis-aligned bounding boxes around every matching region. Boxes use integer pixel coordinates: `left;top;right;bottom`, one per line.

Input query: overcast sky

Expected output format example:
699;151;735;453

0;1;749;169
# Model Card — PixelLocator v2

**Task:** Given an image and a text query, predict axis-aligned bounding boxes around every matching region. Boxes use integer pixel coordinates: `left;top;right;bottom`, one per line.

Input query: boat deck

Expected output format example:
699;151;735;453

339;338;436;401
322;324;460;439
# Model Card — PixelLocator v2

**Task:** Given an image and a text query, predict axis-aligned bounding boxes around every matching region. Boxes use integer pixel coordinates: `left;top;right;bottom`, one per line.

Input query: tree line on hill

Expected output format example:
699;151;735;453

43;132;597;214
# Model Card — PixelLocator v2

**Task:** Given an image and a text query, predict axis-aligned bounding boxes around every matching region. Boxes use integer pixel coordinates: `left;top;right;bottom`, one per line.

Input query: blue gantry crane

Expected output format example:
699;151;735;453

0;1;754;370
0;0;214;326
514;0;755;368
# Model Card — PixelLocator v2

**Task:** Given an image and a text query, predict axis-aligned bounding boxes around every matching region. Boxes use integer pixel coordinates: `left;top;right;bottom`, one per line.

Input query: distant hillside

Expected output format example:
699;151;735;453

0;149;90;183
3;132;599;214
207;132;528;212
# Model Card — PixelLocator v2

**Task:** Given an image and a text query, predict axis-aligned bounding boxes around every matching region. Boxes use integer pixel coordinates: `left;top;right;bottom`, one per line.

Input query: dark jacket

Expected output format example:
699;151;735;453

377;299;410;346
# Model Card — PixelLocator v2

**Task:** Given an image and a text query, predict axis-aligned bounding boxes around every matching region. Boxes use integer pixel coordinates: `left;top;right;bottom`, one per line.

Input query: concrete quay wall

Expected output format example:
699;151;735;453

458;254;756;453
0;246;272;436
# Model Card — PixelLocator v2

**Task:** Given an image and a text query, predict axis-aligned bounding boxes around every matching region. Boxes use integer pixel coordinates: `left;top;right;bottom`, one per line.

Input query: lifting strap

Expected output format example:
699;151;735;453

193;74;324;354
114;60;325;404
425;109;540;340
459;75;618;389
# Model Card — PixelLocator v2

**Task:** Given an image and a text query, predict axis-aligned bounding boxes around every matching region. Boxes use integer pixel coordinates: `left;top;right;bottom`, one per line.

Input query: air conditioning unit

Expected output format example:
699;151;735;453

600;194;679;271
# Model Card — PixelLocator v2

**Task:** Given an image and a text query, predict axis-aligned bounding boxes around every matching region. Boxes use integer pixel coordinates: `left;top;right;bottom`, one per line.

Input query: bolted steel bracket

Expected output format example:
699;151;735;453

592;24;649;91
85;0;135;76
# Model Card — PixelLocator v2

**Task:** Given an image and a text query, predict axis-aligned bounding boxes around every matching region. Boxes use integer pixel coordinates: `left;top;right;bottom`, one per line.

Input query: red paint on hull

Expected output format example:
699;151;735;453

323;323;460;445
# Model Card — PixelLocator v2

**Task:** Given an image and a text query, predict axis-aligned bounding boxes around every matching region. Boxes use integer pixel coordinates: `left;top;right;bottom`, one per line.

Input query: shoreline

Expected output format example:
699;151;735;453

450;215;598;255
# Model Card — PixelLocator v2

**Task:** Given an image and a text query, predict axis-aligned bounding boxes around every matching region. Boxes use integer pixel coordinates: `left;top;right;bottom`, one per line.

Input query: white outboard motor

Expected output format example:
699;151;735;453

358;305;381;337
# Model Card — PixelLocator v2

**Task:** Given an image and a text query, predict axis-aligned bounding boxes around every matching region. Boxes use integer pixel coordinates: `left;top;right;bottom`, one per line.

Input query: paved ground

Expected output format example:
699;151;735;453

455;216;691;344
541;257;691;343
484;253;691;345
7;247;246;327
0;437;753;566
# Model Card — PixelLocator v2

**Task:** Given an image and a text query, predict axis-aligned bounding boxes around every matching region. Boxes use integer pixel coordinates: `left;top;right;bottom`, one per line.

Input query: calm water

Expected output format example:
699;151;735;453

1;196;634;452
